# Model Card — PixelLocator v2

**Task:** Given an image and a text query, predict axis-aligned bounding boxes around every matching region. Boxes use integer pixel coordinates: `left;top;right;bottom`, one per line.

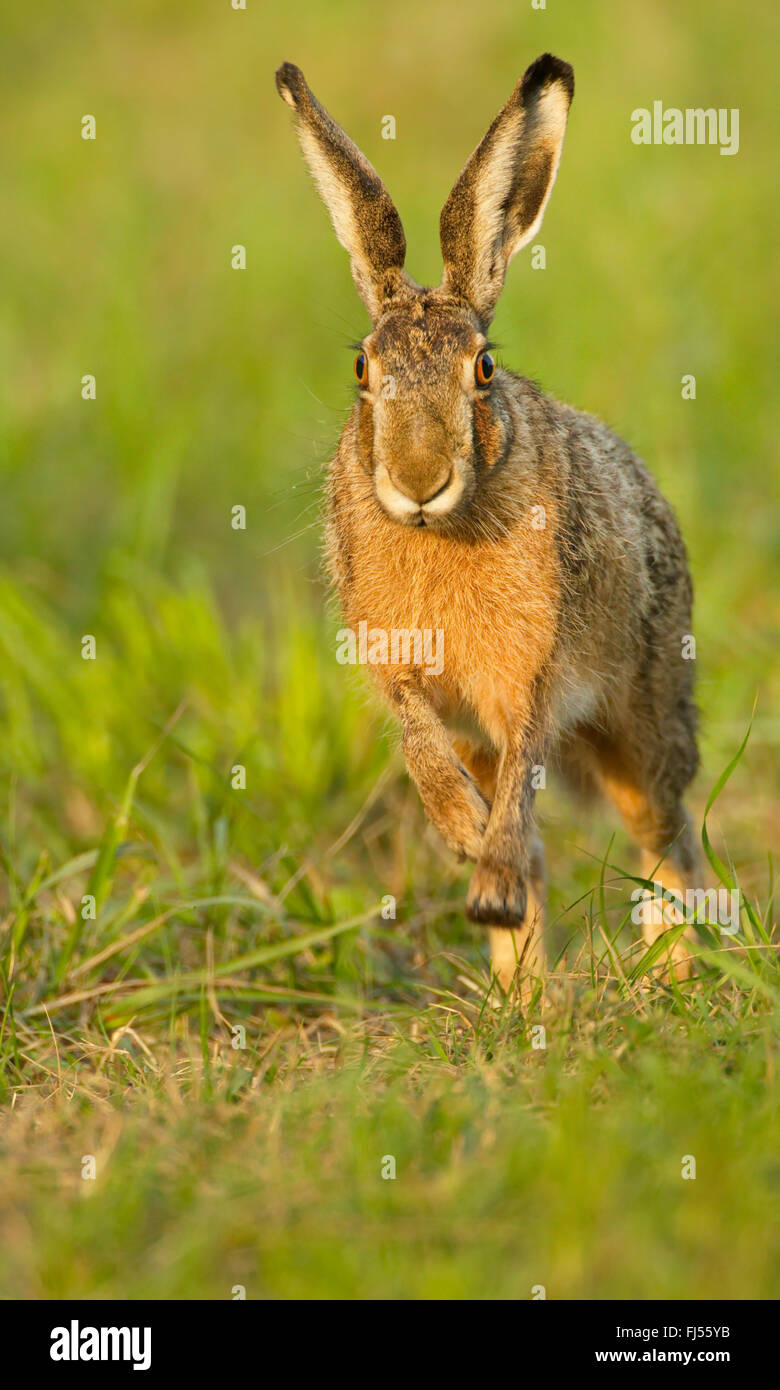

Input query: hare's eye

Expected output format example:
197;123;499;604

354;352;369;388
475;351;494;388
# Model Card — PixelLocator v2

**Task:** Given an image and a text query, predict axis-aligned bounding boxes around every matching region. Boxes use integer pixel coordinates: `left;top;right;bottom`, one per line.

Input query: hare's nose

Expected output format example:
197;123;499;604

391;465;452;506
375;459;465;525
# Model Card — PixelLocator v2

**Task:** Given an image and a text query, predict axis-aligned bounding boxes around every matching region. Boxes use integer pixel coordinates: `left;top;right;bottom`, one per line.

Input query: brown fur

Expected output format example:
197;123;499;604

276;55;700;999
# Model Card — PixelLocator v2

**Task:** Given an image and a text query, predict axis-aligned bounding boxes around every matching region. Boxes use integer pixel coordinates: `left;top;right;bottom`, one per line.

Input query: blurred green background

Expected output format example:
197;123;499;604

1;0;777;855
0;0;778;1301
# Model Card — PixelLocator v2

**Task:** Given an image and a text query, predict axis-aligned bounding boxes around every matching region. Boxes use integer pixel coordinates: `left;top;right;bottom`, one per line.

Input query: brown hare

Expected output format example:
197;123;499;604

275;54;700;1001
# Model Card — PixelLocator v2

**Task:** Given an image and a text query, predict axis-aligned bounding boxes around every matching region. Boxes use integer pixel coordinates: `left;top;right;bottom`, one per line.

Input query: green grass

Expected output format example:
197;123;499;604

2;1004;778;1300
0;0;778;1300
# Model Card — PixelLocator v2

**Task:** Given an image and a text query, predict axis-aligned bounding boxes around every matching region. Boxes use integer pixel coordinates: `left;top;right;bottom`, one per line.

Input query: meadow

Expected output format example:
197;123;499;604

0;0;777;1299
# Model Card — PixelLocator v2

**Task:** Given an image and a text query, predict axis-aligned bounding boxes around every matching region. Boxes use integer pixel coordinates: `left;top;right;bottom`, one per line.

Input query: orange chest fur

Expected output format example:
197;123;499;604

337;513;559;736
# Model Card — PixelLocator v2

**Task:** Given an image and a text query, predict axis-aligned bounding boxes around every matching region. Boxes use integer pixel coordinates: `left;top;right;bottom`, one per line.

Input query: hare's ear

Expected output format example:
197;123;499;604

439;54;574;326
276;63;409;323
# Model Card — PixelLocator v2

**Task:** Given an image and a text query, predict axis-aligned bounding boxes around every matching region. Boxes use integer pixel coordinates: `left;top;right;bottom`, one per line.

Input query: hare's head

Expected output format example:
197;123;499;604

276;56;573;531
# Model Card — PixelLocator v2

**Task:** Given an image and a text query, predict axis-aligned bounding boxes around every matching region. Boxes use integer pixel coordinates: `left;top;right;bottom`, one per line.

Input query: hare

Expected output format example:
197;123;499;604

275;54;700;1001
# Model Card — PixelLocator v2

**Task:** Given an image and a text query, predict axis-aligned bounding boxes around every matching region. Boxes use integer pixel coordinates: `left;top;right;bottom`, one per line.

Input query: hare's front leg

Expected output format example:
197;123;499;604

391;679;490;861
466;730;538;925
466;727;547;998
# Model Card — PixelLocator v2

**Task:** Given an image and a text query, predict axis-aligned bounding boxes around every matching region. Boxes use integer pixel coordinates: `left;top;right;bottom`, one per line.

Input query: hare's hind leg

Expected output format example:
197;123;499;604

636;834;696;979
586;727;699;981
454;736;546;1004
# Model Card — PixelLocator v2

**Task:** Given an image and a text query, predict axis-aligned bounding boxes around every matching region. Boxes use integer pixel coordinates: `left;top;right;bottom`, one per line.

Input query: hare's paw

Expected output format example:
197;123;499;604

466;857;527;926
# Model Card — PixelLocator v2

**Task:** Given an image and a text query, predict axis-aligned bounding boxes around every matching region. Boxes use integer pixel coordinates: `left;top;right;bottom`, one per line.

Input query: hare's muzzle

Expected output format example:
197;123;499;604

374;459;465;526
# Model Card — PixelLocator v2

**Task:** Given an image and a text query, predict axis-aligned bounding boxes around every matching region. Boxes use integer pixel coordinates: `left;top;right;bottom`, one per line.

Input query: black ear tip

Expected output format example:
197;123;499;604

522;53;575;102
275;61;306;108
